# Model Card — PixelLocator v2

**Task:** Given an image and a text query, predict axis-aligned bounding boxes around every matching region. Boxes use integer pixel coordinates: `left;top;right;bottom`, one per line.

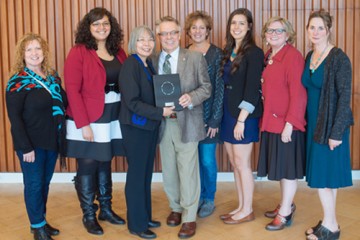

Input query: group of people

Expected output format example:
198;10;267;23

5;6;353;240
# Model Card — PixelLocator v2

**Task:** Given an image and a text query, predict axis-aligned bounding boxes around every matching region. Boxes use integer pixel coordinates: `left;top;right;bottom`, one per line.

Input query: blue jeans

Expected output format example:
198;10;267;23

198;143;217;201
17;148;58;228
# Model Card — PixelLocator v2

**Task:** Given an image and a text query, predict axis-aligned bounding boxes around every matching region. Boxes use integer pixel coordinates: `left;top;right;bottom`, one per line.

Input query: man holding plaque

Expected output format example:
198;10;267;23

152;16;211;239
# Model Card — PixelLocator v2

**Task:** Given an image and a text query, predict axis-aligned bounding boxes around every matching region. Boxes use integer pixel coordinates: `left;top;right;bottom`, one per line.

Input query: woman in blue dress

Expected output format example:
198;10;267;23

302;9;353;240
219;8;264;224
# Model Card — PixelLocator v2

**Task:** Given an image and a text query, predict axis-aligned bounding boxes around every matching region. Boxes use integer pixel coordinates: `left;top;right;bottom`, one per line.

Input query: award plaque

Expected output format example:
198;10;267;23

153;74;183;111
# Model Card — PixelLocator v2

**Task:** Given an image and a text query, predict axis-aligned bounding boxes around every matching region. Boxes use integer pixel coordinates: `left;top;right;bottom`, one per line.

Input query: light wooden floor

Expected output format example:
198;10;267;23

1;180;359;240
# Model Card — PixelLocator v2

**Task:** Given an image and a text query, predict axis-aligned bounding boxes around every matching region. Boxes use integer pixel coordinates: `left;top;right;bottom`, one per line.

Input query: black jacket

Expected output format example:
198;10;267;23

226;45;264;119
118;55;163;131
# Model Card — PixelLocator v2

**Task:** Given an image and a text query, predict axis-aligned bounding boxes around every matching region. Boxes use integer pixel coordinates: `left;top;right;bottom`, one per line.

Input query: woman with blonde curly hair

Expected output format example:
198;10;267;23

6;33;67;240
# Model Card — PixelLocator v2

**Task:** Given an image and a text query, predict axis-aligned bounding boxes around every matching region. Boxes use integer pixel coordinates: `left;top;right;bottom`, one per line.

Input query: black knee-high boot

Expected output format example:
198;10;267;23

97;170;126;225
74;175;104;235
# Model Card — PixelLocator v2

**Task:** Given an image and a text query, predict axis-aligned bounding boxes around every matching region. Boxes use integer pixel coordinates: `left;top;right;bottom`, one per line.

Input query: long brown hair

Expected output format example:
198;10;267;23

220;8;256;75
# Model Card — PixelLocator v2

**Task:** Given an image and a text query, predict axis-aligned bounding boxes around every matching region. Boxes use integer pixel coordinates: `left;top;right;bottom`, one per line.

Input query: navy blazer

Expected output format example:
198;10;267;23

118;55;163;131
226;45;264;119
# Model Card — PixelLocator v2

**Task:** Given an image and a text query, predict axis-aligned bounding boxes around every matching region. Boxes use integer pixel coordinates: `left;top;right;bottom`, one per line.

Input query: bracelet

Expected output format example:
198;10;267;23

237;120;245;124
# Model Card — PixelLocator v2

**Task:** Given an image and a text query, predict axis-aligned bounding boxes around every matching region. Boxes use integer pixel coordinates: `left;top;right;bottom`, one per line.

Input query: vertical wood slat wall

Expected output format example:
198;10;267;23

0;0;359;172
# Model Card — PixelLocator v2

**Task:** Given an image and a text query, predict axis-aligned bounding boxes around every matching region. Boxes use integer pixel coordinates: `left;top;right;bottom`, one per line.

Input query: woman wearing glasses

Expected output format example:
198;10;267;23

119;26;174;239
64;7;126;235
257;17;307;231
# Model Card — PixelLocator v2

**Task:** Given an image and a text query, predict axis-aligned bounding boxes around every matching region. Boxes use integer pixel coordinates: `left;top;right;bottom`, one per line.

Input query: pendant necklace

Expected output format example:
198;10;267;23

231;50;237;59
310;43;328;73
268;43;286;65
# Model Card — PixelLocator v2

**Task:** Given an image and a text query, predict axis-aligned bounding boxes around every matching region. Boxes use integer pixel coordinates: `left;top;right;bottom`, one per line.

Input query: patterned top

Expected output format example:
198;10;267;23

200;44;224;144
6;68;66;154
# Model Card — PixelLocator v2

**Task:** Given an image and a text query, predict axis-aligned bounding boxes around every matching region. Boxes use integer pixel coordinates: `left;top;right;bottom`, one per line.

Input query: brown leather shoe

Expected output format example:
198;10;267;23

166;212;182;226
219;213;234;220
178;222;196;239
223;212;255;224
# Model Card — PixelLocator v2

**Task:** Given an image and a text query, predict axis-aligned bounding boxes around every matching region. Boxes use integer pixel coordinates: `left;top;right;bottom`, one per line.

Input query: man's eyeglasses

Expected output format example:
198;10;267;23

158;30;179;37
265;28;286;35
91;22;111;28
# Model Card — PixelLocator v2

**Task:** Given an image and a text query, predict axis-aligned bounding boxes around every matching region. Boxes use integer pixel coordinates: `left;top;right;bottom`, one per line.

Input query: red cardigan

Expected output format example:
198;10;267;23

64;44;127;128
260;44;307;133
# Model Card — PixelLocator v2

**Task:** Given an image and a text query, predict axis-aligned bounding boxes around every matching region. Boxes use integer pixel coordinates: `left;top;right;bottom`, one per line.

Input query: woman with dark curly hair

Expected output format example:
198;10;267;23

64;7;126;235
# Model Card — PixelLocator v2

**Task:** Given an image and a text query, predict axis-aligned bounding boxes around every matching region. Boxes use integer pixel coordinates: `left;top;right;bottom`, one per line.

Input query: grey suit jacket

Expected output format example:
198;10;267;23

152;48;212;143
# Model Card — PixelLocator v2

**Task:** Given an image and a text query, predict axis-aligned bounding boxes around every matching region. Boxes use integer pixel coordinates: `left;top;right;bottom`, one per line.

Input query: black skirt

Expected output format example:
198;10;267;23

257;131;306;180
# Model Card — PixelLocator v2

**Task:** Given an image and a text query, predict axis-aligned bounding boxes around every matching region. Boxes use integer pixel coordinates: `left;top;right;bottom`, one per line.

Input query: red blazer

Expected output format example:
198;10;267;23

64;44;127;128
260;44;307;133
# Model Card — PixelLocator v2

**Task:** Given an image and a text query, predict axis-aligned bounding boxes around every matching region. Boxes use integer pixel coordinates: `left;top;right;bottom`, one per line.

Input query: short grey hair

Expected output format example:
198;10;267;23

128;25;156;55
155;16;182;34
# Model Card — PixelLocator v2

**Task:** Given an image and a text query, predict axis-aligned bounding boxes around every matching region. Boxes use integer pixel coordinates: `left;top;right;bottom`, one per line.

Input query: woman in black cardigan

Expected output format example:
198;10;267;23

302;10;353;240
118;25;174;239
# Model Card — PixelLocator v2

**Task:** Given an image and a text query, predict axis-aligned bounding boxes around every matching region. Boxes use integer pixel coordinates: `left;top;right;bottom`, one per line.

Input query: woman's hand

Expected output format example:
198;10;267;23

234;122;245;141
329;139;342;150
162;106;175;117
23;151;35;163
281;122;293;143
82;125;94;142
207;127;219;138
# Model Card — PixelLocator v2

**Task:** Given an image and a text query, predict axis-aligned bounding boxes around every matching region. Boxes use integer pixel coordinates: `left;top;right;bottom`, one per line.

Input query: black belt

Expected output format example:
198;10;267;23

105;84;120;93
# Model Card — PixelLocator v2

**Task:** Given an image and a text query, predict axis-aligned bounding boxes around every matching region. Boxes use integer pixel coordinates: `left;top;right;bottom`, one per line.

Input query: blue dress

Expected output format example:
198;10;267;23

220;61;259;144
302;58;352;188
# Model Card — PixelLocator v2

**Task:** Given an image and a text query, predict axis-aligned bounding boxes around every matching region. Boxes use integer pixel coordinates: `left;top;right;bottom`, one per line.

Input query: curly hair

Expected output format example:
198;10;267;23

75;7;123;55
220;8;256;75
11;33;54;76
184;11;213;39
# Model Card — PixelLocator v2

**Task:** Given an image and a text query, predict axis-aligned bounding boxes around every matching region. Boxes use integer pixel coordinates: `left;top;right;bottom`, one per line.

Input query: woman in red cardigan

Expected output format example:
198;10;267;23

64;8;126;235
257;17;307;231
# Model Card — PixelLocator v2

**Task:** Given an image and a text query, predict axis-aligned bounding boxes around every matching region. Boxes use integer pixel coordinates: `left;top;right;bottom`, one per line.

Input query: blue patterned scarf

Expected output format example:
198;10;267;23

7;67;67;167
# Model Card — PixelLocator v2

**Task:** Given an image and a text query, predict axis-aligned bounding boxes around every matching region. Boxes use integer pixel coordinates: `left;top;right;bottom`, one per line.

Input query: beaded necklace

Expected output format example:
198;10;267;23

310;44;328;73
231;50;237;59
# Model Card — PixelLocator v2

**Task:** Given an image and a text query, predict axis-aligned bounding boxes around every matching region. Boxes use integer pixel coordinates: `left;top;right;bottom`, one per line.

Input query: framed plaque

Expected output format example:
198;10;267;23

153;74;183;111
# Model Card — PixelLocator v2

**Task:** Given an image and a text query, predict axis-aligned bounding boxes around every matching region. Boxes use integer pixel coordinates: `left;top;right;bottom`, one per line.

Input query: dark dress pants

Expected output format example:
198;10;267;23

122;124;158;232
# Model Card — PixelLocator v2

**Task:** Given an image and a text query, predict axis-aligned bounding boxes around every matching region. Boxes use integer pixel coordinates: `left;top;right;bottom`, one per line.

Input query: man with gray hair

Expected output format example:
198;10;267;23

152;16;211;238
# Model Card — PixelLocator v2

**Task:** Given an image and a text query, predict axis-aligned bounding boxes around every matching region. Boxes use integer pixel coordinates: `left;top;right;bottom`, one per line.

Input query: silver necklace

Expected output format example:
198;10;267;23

310;44;328;73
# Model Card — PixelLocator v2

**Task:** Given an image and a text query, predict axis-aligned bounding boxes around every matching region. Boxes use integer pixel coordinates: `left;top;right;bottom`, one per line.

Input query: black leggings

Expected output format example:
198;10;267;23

76;158;111;176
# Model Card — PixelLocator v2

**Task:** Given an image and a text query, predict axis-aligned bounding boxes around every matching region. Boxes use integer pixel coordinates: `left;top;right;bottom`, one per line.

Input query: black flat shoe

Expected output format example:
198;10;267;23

83;216;104;235
31;223;60;236
306;224;340;240
148;220;161;228
98;209;126;225
130;229;157;239
305;220;322;236
33;226;54;240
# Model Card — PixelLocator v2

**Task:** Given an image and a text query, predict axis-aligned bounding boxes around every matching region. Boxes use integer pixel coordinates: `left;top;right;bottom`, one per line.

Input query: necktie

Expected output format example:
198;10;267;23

163;54;172;74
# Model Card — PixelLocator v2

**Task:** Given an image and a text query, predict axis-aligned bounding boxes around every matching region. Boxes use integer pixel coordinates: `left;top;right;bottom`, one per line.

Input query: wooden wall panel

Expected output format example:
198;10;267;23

0;0;359;172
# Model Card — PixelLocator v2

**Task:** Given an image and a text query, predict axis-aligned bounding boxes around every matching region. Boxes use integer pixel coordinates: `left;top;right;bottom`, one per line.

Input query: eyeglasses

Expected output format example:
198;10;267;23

137;38;155;43
91;22;111;28
158;30;179;37
265;28;286;35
